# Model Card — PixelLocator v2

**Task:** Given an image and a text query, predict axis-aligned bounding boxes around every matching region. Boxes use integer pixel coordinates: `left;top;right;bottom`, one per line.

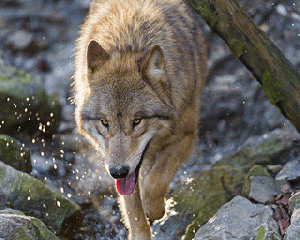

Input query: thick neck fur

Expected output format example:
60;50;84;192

85;0;169;53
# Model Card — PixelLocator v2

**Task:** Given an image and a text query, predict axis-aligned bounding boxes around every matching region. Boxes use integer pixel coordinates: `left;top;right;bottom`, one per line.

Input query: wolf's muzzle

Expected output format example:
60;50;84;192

109;166;129;179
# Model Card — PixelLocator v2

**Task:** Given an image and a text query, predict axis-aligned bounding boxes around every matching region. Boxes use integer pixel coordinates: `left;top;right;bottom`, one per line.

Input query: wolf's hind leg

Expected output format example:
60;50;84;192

141;134;195;223
119;181;151;240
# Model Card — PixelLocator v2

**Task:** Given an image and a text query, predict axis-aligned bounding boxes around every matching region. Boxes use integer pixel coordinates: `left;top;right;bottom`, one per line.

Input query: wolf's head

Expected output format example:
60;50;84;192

77;40;176;195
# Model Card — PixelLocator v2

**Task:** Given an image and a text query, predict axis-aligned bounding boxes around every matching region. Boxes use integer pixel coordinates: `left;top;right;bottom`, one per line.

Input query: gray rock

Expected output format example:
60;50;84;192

0;208;59;240
248;176;282;203
194;196;281;240
284;205;300;240
276;159;300;181
0;161;83;237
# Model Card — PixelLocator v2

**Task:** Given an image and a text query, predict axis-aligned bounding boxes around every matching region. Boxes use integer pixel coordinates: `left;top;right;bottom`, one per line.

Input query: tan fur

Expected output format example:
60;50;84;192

74;0;207;239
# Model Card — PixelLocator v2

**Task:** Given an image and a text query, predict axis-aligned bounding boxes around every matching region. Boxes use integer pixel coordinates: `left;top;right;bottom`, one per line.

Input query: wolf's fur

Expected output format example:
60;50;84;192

74;0;207;238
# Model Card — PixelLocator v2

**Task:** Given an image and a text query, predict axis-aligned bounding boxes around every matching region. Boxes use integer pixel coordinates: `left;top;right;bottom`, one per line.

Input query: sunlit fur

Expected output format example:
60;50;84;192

74;0;207;239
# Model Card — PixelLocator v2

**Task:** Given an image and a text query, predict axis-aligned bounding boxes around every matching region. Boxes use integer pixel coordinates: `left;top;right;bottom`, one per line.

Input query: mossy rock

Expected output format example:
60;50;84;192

0;208;59;240
0;135;31;173
173;165;248;240
0;57;61;135
0;161;83;238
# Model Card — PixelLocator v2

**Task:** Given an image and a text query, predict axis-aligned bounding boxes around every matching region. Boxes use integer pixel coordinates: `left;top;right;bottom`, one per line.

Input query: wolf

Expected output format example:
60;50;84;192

74;0;207;238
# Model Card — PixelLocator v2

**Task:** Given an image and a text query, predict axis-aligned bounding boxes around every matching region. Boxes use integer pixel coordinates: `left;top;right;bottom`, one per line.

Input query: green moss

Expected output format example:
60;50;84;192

261;70;284;105
256;226;266;240
31;218;59;240
230;39;245;58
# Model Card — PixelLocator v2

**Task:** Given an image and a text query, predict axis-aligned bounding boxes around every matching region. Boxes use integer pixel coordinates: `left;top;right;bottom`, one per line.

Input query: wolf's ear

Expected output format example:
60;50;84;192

142;45;171;105
87;40;109;73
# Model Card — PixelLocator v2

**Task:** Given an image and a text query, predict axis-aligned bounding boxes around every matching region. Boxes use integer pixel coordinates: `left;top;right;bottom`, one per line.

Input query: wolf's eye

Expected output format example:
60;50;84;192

101;119;109;129
133;118;142;129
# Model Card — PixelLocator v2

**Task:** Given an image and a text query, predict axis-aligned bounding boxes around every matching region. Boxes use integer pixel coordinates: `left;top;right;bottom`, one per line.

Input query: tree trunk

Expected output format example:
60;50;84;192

187;0;300;132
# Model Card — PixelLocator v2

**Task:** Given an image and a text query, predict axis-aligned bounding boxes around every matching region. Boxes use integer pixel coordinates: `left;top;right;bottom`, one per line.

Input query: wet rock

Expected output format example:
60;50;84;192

276;159;300;181
0;208;59;240
194;196;281;240
0;161;83;238
0;135;31;173
0;55;61;135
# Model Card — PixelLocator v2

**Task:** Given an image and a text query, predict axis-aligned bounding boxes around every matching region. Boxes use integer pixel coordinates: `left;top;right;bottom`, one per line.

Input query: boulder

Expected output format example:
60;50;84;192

0;161;83;238
0;208;59;240
194;196;281;240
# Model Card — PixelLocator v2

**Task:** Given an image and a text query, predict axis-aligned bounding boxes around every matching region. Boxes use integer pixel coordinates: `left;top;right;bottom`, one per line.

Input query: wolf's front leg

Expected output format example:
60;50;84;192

140;134;195;223
119;181;151;240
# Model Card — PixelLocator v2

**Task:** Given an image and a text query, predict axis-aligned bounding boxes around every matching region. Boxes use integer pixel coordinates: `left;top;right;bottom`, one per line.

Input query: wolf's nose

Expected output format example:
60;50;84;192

109;166;129;179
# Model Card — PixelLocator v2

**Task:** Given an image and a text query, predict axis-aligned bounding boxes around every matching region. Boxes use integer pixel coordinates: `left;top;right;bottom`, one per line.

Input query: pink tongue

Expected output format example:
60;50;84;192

116;172;136;195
